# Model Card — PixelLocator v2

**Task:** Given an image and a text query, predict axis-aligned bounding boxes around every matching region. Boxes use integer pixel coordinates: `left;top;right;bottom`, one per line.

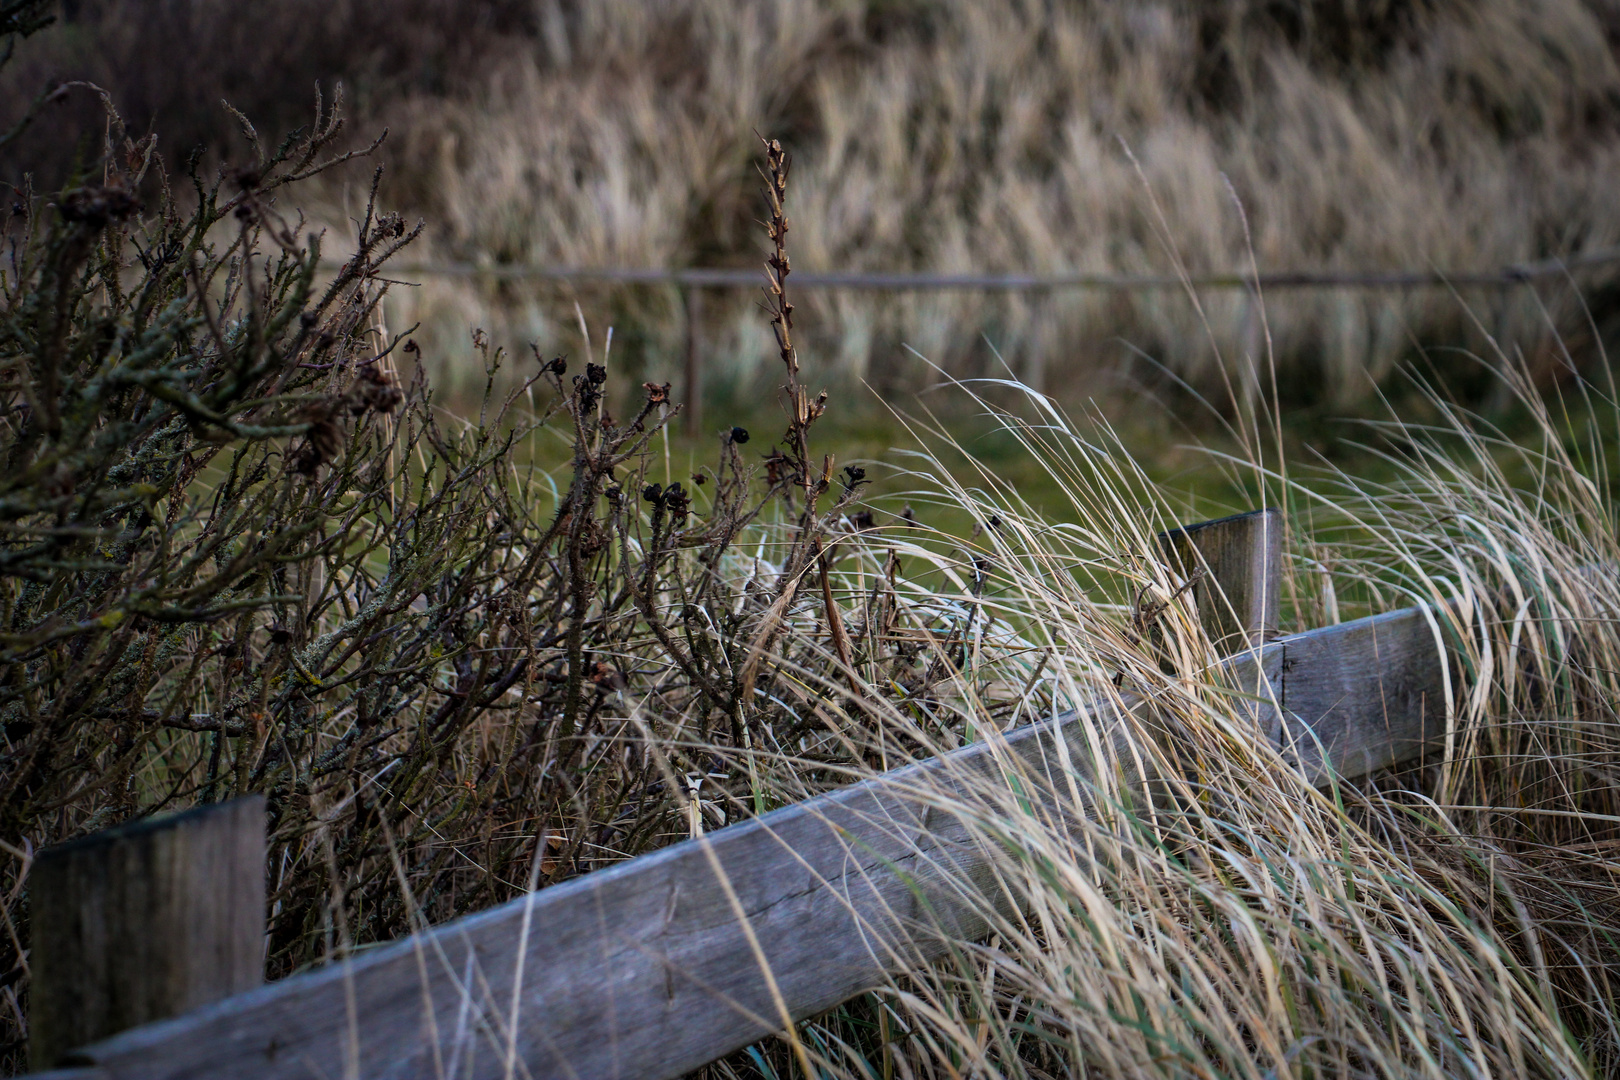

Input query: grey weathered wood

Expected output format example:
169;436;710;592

1159;508;1282;653
341;247;1620;290
52;526;1457;1080
1271;605;1448;784
682;286;702;434
68;706;1143;1080
30;797;265;1070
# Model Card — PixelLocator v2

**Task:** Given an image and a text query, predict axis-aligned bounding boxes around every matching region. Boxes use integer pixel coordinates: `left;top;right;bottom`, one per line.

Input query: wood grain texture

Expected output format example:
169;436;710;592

53;611;1452;1080
30;797;266;1069
1273;605;1448;784
1159;508;1282;652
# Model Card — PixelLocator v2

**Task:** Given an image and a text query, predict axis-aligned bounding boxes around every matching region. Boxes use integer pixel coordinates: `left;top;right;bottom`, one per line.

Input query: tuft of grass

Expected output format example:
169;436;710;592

702;333;1620;1077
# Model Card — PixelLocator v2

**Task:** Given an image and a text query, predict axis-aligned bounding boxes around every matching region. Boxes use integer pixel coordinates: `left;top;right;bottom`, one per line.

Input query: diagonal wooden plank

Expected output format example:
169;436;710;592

59;608;1451;1080
67;697;1147;1080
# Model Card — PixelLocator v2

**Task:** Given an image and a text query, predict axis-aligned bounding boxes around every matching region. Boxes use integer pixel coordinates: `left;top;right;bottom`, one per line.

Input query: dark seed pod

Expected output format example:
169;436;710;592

762;448;788;484
642;483;664;504
662;482;690;520
59;185;140;228
349;364;403;415
729;426;749;444
293;399;344;474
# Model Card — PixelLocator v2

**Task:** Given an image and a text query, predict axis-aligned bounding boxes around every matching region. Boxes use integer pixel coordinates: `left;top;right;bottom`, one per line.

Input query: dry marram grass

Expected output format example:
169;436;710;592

6;1;1620;404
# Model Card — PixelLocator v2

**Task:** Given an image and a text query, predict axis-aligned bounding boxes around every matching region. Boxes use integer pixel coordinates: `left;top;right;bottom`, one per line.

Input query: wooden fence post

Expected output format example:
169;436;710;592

682;285;702;435
29;796;266;1070
1158;507;1282;653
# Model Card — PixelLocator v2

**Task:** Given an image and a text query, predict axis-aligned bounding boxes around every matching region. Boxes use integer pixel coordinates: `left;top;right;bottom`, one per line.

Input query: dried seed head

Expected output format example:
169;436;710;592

589;661;628;693
729;426;749;445
349;363;402;415
59;185;140;228
293;398;344;474
643;381;670;405
763;448;789;485
663;482;689;520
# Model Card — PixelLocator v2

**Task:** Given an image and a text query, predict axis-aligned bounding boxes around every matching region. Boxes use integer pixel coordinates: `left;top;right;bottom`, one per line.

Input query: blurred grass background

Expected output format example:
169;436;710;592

6;0;1619;433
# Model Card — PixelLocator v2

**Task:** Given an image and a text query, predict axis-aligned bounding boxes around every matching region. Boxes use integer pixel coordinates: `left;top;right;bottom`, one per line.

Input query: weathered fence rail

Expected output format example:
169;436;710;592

351;246;1620;290
26;509;1454;1080
327;248;1620;432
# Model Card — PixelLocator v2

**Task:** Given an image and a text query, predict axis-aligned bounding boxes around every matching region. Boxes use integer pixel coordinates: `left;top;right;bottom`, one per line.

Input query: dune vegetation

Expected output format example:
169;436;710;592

4;2;1620;1077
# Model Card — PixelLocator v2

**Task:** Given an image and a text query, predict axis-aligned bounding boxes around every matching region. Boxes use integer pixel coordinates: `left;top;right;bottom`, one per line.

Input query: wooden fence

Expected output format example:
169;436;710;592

25;508;1455;1080
326;249;1620;433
